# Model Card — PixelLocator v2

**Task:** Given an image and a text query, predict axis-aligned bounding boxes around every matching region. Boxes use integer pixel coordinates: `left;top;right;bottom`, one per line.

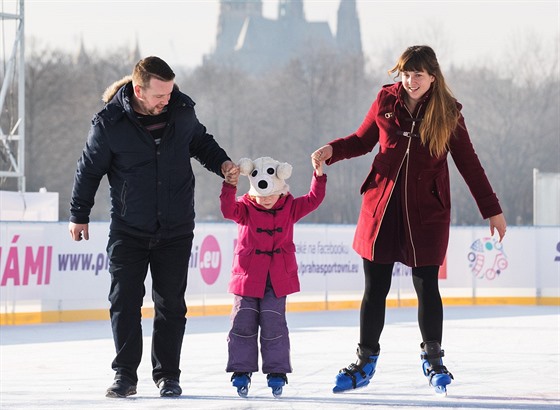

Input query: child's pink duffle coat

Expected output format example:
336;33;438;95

220;173;327;298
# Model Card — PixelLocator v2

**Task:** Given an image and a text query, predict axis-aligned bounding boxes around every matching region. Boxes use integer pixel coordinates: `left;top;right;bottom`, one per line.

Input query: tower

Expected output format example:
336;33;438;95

336;0;362;55
278;0;304;20
76;36;90;65
207;0;364;75
130;35;142;65
215;0;263;56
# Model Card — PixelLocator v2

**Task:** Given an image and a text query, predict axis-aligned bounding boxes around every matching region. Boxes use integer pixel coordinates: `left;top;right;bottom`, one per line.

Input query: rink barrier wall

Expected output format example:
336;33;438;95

1;296;558;326
1;222;559;325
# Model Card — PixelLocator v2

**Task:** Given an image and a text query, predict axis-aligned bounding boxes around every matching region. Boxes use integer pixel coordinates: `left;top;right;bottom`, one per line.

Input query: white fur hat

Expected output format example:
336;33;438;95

238;157;292;197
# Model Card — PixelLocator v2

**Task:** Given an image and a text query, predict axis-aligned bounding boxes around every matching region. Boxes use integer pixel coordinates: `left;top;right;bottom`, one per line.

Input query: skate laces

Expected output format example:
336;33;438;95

421;350;454;379
340;361;373;389
342;364;362;388
267;373;288;383
425;363;453;376
231;372;251;382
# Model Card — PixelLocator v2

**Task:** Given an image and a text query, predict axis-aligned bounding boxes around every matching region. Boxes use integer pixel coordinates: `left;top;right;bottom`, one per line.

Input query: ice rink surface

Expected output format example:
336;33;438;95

1;305;559;409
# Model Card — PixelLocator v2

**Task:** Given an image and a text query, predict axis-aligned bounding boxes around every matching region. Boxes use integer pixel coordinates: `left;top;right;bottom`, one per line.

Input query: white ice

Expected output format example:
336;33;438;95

1;306;559;409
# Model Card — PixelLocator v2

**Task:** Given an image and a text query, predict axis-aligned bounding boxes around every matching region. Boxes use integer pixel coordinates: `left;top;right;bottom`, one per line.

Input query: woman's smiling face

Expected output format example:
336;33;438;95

401;69;435;104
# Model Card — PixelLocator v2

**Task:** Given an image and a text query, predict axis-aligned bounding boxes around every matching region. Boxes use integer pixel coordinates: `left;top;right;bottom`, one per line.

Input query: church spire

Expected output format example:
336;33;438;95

336;0;362;55
76;35;90;65
130;34;141;65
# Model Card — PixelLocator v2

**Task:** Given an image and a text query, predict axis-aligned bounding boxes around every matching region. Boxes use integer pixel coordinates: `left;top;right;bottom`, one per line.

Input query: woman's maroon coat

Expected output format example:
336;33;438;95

327;82;502;267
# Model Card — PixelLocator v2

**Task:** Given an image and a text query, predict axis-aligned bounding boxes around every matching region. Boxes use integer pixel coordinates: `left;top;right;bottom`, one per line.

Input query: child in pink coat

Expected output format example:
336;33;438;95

220;156;326;397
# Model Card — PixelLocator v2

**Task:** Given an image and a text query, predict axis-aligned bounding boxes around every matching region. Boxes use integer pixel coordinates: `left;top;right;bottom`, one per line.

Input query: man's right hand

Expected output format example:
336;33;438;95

69;222;89;241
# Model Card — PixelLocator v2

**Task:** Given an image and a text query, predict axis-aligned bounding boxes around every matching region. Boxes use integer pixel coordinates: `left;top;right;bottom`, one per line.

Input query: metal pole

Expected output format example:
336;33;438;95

18;0;25;192
0;0;25;191
533;168;538;226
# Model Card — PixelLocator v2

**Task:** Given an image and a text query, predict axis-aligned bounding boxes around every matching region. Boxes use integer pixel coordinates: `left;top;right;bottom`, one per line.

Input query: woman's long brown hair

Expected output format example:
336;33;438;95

389;46;460;157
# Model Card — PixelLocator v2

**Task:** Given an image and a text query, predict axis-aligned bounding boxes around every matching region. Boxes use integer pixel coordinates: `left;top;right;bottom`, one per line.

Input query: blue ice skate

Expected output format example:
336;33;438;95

267;373;288;398
231;372;251;398
421;341;454;396
333;345;380;393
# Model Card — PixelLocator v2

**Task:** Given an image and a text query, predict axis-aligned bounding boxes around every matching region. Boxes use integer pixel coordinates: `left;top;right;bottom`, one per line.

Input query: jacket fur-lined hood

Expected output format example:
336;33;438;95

102;76;132;104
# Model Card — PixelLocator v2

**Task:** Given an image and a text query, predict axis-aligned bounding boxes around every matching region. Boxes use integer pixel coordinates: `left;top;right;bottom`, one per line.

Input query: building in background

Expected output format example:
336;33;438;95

205;0;363;74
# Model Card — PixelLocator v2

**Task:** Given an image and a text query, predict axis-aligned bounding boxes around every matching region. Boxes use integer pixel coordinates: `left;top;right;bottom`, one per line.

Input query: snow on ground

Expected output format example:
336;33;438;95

1;305;559;409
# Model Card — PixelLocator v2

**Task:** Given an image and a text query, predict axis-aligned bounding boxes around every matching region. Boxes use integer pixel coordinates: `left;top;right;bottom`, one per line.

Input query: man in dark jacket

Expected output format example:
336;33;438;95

68;56;237;398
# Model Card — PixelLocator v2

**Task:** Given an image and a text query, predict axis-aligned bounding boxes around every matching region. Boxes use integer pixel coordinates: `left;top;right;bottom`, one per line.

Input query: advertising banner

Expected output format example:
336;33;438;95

1;222;559;324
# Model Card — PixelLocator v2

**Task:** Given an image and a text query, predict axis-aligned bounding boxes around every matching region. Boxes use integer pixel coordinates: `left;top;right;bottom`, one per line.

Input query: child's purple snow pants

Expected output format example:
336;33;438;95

226;278;292;374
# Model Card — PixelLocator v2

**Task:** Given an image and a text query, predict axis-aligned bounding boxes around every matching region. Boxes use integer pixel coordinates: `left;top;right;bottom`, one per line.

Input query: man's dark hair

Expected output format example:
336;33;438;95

132;56;175;88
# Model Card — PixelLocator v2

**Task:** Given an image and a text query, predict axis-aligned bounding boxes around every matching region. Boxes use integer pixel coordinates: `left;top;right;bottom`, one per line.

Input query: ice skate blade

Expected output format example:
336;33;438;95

236;386;249;398
433;385;448;396
332;381;370;394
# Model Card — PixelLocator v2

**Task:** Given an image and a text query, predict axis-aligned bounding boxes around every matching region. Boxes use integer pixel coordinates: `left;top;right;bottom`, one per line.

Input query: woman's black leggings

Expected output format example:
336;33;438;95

359;259;443;352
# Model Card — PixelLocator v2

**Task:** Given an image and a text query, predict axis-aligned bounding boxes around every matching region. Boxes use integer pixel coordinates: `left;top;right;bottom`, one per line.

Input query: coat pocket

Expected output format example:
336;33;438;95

361;158;390;218
119;180;128;217
417;168;450;224
232;246;254;275
281;243;298;275
360;158;390;195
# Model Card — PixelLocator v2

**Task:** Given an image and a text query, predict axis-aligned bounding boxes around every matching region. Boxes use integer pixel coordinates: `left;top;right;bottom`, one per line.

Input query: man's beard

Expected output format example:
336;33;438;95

147;106;163;115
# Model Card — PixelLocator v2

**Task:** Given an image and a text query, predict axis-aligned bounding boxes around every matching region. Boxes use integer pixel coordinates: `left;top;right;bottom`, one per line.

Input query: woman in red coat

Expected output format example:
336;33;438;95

311;45;506;395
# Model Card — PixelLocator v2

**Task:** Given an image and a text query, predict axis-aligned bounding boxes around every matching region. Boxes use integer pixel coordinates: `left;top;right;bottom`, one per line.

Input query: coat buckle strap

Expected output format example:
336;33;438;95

396;130;420;138
256;227;283;236
255;249;281;256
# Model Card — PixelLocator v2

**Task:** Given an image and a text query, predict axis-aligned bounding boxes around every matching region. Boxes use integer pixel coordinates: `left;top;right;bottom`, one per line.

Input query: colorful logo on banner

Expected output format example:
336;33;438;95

199;235;221;285
468;237;508;280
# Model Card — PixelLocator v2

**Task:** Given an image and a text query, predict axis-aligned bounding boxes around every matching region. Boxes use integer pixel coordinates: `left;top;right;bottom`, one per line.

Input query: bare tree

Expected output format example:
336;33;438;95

23;48;93;220
13;33;559;226
182;62;259;220
448;34;560;225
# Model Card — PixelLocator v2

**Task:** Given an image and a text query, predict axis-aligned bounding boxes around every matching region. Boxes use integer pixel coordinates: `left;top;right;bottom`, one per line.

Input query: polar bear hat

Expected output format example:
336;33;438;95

238;156;292;197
